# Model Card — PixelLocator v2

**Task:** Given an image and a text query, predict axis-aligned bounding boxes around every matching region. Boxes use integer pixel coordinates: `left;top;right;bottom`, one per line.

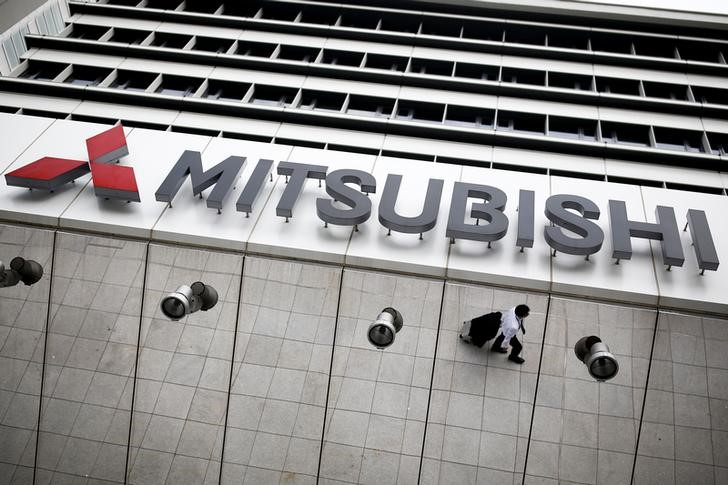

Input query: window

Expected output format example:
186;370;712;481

109;28;149;45
461;19;503;41
409;58;453;76
633;37;677;58
298;90;346;112
144;0;181;9
653;127;705;152
496;111;546;135
445;105;494;128
548;116;596;141
346;95;394;118
691;86;728;105
607;176;663;188
320;49;363;67
155;75;202;97
549;72;592;90
642;81;689;101
455;62;499;81
64;65;112;87
203;80;250;101
707;132;728;155
19;61;66;81
277;45;320;62
501;67;546;85
395;100;444;123
590;32;633;54
600;121;651;147
107;0;141;5
171;126;221;137
379;13;421;34
183;0;221;14
67;24;109;40
678;40;724;63
547;29;589;50
221;3;261;17
259;3;300;21
249;84;297;107
339;10;380;29
109;70;157;92
150;32;192;49
193;36;235;54
381;150;434;162
365;53;408;72
299;5;340;26
595;77;641;96
236;40;276;57
506;25;548;46
420;17;462;37
274;137;326;149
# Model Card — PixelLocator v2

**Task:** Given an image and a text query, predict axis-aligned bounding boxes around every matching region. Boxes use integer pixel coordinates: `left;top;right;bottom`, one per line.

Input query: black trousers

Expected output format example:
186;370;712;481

492;333;523;357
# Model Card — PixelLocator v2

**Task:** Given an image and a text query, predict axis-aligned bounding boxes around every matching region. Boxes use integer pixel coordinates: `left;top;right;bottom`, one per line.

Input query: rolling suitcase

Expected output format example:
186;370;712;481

459;320;474;344
459;311;502;348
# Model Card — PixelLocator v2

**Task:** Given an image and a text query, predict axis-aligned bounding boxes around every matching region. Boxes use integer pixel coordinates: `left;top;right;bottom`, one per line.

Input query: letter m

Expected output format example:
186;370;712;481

155;150;245;212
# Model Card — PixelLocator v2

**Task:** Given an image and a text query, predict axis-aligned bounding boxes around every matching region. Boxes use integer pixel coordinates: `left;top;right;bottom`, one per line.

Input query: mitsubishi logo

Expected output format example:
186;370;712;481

4;124;140;202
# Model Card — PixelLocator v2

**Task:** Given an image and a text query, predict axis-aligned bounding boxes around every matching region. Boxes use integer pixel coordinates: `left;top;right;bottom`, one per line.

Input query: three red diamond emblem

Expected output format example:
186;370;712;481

5;124;140;202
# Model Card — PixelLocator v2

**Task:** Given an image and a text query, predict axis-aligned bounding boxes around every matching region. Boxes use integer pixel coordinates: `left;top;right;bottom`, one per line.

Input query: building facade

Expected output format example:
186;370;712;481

0;0;728;484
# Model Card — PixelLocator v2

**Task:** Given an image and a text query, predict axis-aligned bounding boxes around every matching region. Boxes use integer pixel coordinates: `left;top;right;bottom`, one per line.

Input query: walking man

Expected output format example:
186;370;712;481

491;304;530;364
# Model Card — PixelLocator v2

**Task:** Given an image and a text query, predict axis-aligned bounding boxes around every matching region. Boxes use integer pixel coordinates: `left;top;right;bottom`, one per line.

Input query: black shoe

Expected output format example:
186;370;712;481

508;355;525;364
491;346;508;353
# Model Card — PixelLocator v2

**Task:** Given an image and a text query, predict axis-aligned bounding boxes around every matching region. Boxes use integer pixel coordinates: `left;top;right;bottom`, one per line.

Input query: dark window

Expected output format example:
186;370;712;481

277;45;319;62
455;62;499;81
665;182;723;195
107;0;141;5
409;58;453;76
436;156;488;168
506;25;547;46
547;29;589;50
320;49;363;67
549;116;596;141
501;67;545;85
236;40;276;57
171;126;221;137
339;10;380;29
496;111;546;135
0;105;18;114
110;70;157;91
595;77;641;96
365;53;408;72
183;0;221;14
204;80;250;101
600;121;651;147
70;114;118;125
379;13;421;34
549;72;592;90
222;132;273;143
150;32;192;49
121;120;169;130
19;61;66;81
259;4;300;21
249;84;297;107
550;170;605;181
420;17;462;37
707;132;728;155
299;5;340;26
678;40;724;63
109;28;149;44
328;144;380;156
395;100;445;123
591;32;633;54
193;37;234;54
381;150;434;162
298;90;346;112
607;176;663;188
445;105;494;128
67;24;109;40
492;162;547;174
222;3;261;17
642;81;689;101
691;86;728;105
653;127;705;153
346;95;394;118
64;65;112;87
274;137;325;149
633;37;677;58
461;20;503;41
145;0;181;9
155;75;202;97
18;108;66;119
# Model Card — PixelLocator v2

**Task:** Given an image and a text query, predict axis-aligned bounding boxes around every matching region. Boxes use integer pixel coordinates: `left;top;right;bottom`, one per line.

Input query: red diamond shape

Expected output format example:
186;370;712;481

86;124;129;164
89;162;140;202
5;157;90;191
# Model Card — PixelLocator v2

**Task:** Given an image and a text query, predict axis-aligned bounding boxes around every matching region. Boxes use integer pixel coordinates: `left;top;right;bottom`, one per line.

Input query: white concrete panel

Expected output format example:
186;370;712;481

398;85;497;108
157;21;240;39
686;73;728;89
605;159;723;188
345;156;461;276
152;138;292;250
116;57;214;78
598;106;697;130
73;13;161;30
642;187;728;314
593;64;690;84
238;30;327;47
323;38;413;57
0;118;105;226
0;112;53;173
498;96;598;118
247;146;377;263
302;76;400;98
276;123;385;151
27;49;123;69
550;176;659;305
71;101;179;126
60;128;212;237
701;117;728;134
0;91;81;112
502;54;592;75
446;166;552;289
381;135;491;163
209;66;304;87
492;147;605;175
172;112;279;137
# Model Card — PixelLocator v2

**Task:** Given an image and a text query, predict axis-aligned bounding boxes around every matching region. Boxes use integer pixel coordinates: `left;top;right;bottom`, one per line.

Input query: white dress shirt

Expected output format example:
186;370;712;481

499;306;524;348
